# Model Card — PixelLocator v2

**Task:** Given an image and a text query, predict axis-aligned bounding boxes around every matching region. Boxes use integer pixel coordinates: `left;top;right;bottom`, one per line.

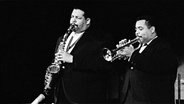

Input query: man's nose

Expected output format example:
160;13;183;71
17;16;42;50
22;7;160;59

135;32;139;37
72;18;77;23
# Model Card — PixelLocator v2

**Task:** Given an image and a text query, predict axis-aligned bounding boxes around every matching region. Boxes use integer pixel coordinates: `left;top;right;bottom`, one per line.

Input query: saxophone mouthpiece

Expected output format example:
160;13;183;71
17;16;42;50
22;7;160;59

68;23;78;32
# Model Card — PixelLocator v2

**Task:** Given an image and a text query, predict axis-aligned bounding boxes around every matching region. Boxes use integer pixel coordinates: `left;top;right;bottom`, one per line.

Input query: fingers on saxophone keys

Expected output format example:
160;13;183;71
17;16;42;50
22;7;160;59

55;52;61;56
55;55;63;61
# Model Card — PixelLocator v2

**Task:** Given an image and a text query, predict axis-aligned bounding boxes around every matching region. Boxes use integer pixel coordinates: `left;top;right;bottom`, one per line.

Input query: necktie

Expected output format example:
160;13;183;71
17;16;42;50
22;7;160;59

66;36;74;52
139;43;147;53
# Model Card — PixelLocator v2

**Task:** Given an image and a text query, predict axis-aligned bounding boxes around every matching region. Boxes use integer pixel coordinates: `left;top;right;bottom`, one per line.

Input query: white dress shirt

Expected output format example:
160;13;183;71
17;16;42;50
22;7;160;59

139;36;158;53
64;31;84;53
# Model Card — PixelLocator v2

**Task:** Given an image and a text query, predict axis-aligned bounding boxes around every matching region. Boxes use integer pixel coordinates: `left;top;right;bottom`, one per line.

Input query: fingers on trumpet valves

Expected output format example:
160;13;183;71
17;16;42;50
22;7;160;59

119;39;127;43
116;39;127;48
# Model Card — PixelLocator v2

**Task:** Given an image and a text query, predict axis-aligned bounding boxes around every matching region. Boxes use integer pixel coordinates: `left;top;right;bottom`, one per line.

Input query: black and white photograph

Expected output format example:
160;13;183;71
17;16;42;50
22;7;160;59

1;0;184;104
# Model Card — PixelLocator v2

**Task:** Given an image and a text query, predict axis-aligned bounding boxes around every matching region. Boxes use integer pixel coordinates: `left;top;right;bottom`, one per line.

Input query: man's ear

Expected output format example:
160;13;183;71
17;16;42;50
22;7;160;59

86;18;91;25
151;26;155;33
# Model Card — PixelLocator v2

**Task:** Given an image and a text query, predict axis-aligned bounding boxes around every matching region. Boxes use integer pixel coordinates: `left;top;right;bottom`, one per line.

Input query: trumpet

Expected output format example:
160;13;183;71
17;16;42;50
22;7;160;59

103;37;141;62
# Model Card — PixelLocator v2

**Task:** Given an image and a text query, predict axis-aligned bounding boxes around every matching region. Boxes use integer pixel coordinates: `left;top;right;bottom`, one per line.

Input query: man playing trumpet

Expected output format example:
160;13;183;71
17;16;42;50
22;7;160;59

116;15;178;104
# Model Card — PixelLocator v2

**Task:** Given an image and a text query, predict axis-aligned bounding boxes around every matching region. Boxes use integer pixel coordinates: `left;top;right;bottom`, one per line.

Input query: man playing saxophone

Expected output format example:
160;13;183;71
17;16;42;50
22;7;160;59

32;5;112;104
49;6;112;104
53;6;112;104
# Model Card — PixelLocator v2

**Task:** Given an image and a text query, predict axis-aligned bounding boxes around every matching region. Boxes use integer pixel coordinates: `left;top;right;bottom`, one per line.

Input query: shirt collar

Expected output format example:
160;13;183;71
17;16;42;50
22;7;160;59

144;35;158;46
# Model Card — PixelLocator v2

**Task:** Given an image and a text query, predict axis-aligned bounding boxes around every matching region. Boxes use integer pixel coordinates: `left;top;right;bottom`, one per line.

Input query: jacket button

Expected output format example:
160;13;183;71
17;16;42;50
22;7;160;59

130;66;134;70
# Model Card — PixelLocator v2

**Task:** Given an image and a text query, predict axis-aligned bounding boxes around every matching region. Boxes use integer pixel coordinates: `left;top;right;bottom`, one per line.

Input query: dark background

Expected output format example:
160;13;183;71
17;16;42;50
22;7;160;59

1;0;184;103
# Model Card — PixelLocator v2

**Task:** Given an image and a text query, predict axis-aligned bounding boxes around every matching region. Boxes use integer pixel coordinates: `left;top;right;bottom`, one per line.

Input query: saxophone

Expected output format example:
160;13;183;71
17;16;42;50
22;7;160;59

31;23;77;104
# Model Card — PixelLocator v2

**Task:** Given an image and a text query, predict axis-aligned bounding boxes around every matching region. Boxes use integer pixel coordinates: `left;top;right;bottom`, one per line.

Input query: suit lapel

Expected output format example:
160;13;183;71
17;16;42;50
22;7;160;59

130;38;159;61
70;32;89;54
140;37;159;54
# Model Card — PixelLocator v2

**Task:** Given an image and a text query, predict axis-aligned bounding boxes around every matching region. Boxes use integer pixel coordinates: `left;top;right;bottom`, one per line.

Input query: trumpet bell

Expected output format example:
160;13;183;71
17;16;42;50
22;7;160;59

103;47;126;62
103;48;113;62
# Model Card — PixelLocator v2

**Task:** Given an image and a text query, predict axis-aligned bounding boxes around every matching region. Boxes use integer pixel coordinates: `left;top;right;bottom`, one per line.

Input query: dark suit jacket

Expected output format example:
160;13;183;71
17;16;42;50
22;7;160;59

121;37;178;104
53;28;112;104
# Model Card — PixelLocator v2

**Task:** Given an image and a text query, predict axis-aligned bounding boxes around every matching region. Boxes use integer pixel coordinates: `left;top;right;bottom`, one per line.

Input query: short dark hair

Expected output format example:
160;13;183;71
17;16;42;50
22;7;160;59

72;3;92;19
136;15;157;29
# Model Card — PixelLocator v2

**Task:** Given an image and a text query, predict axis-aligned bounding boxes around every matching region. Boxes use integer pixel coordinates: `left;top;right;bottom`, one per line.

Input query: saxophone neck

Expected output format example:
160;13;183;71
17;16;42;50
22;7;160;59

63;31;71;42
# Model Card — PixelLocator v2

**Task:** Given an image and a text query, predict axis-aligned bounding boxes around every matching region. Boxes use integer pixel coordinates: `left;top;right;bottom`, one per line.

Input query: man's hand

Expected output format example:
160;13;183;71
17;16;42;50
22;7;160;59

116;39;127;48
116;39;135;58
116;45;134;58
55;50;73;63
